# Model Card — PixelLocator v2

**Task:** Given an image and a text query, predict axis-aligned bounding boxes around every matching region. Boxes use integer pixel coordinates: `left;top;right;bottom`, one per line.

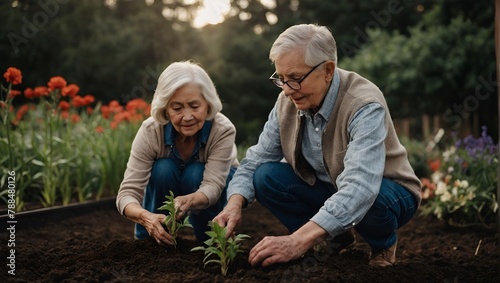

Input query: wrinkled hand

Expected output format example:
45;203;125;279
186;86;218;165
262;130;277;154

173;192;209;220
249;235;306;267
212;201;243;238
141;211;174;246
172;194;193;220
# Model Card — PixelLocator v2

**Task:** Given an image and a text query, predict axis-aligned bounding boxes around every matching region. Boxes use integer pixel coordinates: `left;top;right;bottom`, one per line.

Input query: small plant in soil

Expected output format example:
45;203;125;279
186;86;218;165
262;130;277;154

191;221;250;276
158;190;192;248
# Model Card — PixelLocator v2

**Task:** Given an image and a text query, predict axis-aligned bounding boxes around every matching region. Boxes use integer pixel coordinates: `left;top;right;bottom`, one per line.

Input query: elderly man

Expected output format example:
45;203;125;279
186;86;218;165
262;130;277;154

214;24;421;267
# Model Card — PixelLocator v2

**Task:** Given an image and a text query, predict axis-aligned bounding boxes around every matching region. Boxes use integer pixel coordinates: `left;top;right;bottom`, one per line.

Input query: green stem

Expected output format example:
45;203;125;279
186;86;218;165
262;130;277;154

2;85;14;170
5;116;13;170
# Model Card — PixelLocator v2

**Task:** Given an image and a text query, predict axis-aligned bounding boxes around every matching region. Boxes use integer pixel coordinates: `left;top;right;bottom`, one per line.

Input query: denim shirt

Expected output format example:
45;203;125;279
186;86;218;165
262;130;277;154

228;68;388;236
164;120;213;169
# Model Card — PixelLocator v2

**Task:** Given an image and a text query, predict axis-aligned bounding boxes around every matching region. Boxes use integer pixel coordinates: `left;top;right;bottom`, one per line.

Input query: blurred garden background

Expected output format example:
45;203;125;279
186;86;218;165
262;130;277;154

1;0;498;229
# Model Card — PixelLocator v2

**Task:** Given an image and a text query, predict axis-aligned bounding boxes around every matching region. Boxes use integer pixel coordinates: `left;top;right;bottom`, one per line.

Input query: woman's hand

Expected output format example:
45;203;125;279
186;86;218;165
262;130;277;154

139;210;174;246
173;192;209;219
123;203;174;246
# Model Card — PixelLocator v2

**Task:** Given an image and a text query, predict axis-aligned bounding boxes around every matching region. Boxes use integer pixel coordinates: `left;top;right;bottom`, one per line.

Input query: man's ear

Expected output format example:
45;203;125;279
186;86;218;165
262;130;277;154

325;61;336;82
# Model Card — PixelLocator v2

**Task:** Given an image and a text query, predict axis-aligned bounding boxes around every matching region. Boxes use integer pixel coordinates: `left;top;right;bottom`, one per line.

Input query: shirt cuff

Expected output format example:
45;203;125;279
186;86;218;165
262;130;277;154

310;209;346;237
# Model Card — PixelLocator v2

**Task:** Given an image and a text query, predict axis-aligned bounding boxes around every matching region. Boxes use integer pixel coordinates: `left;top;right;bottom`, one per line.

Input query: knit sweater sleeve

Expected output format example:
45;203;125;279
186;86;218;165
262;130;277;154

116;118;163;215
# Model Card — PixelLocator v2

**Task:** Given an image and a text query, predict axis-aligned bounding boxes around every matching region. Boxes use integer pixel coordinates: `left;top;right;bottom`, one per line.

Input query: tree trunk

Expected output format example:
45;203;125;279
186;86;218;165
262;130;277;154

422;114;430;139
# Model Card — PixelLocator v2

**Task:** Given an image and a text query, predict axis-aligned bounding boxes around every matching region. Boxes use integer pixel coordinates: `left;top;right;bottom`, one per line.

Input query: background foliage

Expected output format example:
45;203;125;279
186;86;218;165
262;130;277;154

1;0;497;145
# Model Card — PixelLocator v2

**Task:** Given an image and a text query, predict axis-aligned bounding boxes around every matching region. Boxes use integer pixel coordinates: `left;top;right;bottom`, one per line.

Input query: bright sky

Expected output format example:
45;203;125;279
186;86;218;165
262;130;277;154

192;0;231;28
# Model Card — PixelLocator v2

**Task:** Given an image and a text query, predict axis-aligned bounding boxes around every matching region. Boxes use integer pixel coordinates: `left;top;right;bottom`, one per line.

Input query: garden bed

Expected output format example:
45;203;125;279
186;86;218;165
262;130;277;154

1;200;498;282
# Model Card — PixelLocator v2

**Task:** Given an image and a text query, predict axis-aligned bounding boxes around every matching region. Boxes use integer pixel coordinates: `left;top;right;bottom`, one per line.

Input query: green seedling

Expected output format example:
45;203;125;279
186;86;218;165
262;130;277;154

158;190;192;248
191;221;250;276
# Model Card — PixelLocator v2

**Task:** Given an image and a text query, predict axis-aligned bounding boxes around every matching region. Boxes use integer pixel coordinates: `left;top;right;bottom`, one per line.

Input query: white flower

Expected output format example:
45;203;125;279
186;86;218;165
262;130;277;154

440;191;452;202
467;192;475;200
442;146;456;162
434;206;443;219
435;181;448;195
451;186;458;197
431;171;442;184
459;180;469;188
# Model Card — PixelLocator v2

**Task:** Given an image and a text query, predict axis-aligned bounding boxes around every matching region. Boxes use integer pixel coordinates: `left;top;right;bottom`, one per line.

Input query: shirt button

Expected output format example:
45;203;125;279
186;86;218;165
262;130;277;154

317;143;320;147
315;127;319;132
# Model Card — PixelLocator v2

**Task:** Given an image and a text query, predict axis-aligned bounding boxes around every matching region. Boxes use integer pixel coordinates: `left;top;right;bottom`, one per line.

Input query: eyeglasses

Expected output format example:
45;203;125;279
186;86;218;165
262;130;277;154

269;61;326;90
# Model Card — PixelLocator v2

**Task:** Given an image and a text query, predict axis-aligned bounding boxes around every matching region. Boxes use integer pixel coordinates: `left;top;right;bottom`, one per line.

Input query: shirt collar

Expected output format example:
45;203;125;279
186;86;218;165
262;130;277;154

164;120;213;146
299;68;340;120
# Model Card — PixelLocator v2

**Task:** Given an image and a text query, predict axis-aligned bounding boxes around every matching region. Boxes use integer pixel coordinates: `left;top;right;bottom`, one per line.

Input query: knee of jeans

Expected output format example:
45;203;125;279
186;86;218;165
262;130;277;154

150;159;177;186
253;163;275;189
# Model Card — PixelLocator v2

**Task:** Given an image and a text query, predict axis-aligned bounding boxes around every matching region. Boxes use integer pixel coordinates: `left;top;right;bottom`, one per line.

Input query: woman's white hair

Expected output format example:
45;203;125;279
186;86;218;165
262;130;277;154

151;60;222;125
269;24;337;67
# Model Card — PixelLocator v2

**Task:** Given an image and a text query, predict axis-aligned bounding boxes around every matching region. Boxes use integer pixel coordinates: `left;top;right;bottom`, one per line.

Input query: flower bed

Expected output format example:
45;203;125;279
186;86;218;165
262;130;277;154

1;67;150;211
1;201;497;282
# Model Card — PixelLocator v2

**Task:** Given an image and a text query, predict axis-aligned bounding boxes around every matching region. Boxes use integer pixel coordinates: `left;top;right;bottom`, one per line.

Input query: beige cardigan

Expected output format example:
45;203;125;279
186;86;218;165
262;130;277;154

116;113;239;215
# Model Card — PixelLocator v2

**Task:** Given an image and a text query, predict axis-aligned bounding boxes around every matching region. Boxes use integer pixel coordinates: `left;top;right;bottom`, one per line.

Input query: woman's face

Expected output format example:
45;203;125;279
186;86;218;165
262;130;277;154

166;83;209;138
274;51;333;112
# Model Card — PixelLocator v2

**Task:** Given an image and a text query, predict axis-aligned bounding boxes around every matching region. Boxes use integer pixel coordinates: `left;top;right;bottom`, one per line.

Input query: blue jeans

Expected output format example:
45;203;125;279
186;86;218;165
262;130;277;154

135;158;235;242
253;162;417;251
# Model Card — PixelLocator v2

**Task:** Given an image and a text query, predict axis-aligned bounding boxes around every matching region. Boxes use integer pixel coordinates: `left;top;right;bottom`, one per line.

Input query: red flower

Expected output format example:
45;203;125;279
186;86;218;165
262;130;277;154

71;113;80;123
8;90;21;99
83;94;95;105
58;101;71;111
24;88;34;99
100;105;111;119
15;104;29;121
428;160;441;172
109;100;123;112
61;84;79;98
47;76;67;91
60;110;69;120
86;106;94;115
33;86;49;98
95;125;104;133
71;95;85;108
3;67;22;85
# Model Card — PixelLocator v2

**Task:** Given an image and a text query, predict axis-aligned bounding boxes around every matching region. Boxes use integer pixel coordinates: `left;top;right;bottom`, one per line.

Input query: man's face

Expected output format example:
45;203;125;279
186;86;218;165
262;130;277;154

273;51;332;112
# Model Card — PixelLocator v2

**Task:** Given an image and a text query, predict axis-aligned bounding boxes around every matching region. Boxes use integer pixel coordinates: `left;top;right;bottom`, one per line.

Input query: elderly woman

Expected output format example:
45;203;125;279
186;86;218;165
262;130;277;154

117;61;239;245
214;24;421;267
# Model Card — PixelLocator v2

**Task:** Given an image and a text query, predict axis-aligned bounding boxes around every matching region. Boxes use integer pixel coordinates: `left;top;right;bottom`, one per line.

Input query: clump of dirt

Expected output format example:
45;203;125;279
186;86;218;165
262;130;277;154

1;201;498;282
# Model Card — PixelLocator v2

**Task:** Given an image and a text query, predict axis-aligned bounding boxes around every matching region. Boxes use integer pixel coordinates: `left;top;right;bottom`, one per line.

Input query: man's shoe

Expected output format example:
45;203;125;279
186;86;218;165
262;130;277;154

369;241;397;267
313;230;356;254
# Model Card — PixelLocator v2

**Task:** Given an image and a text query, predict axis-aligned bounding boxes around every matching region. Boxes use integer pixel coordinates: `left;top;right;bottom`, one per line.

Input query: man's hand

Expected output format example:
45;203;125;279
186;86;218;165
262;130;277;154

212;194;245;238
249;235;306;267
249;221;328;267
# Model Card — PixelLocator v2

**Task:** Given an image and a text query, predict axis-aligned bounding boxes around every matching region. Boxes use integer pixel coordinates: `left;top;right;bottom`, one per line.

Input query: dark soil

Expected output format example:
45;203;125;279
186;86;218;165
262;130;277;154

1;201;498;283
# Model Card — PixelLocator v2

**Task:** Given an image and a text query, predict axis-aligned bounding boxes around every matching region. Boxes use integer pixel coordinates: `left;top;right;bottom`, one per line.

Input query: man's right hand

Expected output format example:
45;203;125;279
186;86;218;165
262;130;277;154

212;194;245;238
